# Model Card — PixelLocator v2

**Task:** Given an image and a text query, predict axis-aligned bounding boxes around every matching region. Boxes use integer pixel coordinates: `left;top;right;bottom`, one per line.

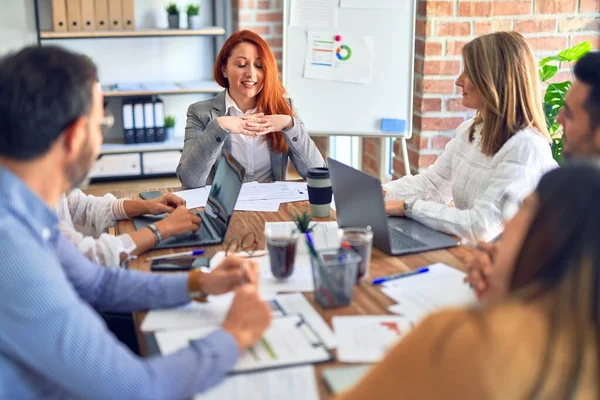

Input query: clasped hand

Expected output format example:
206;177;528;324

217;113;293;137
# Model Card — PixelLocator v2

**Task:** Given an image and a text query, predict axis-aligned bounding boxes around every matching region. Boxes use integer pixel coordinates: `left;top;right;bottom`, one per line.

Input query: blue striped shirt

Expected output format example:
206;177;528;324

0;167;238;399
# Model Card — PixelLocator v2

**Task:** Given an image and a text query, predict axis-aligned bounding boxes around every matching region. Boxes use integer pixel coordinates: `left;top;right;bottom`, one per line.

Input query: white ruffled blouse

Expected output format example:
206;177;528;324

384;119;558;242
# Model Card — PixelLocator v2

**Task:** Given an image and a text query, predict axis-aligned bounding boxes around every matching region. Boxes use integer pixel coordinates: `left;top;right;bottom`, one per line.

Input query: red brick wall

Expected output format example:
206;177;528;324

231;0;599;178
398;0;600;177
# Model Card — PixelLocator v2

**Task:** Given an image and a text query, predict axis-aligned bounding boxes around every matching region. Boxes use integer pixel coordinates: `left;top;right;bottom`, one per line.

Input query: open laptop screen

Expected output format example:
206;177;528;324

204;153;245;238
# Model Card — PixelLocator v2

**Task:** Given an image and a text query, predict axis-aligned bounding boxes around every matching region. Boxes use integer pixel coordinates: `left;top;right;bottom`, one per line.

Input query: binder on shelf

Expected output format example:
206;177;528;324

133;102;145;143
154;99;166;142
122;102;135;144
51;0;68;32
121;0;135;30
94;0;109;30
65;0;82;31
143;101;156;143
80;0;96;31
107;0;123;30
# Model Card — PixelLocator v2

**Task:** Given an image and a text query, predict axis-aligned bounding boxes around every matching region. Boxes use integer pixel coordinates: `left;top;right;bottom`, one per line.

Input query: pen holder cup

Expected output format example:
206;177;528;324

310;247;361;308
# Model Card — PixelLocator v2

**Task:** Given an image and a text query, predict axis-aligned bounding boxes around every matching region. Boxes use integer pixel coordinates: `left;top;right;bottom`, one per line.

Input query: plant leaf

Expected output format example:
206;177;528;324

539;65;558;81
539;55;567;66
558;41;592;62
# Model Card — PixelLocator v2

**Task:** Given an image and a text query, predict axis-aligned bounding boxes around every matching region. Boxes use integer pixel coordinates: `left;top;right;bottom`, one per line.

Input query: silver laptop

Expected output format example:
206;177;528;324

328;158;459;255
133;153;245;249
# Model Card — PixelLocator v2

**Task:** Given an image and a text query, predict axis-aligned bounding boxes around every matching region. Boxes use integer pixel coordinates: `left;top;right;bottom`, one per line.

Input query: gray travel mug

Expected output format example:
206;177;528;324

307;167;332;218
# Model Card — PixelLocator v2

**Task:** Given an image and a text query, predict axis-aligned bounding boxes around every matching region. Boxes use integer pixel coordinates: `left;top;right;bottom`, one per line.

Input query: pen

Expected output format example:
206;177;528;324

372;267;429;285
146;250;205;261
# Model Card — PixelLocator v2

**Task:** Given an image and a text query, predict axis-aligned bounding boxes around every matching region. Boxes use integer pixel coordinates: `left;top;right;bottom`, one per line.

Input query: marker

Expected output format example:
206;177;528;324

146;250;205;261
372;267;429;285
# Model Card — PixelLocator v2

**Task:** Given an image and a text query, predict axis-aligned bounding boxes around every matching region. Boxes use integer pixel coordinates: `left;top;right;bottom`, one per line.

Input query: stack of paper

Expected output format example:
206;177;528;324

194;366;318;400
172;182;311;213
381;263;477;323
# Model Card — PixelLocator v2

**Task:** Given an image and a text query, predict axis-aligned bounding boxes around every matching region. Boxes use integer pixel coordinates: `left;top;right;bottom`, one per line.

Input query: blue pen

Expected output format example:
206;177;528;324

372;267;429;285
146;249;205;261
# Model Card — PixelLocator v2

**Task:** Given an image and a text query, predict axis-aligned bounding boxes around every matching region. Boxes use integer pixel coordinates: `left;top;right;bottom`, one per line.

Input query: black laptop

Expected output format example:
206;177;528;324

133;153;245;249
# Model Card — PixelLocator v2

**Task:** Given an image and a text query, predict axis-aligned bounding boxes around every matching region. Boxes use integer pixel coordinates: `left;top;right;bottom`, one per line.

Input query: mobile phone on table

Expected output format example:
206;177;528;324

150;257;210;272
139;190;163;200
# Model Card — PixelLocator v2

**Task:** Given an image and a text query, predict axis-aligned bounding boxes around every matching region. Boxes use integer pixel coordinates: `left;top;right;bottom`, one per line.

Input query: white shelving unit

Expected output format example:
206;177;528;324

33;0;231;181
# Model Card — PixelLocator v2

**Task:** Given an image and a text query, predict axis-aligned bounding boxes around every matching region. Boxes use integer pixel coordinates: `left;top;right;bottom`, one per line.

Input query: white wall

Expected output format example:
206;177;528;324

0;0;220;141
0;1;38;54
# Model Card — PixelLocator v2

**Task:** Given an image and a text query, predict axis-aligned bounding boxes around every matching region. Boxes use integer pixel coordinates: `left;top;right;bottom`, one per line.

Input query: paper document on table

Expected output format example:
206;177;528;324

381;263;476;323
157;315;332;372
194;366;318;400
265;221;340;252
333;316;413;363
275;293;336;349
290;0;337;29
236;182;308;203
211;251;315;293
141;290;277;332
173;186;210;209
234;200;280;212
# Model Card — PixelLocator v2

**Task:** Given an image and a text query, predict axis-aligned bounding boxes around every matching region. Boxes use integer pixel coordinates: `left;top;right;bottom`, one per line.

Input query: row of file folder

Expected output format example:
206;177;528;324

123;98;167;144
52;0;135;32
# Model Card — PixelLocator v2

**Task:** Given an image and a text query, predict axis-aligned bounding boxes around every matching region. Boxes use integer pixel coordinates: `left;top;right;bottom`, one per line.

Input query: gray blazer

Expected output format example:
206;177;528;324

176;91;325;188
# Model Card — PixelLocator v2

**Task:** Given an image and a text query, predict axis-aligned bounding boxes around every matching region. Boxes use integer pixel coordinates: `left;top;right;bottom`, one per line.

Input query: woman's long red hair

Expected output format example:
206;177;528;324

214;30;292;153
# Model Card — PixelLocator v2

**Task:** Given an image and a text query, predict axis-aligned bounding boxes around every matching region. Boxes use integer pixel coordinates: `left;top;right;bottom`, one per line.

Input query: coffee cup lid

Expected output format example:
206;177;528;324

307;167;330;179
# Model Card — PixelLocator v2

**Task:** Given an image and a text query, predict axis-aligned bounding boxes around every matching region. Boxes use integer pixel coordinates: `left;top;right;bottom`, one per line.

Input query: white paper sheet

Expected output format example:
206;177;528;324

340;0;408;10
330;195;336;212
141;289;276;332
173;187;210;209
194;366;318;400
275;293;336;349
381;263;477;323
304;32;374;84
333;316;413;363
156;315;331;372
290;0;338;29
211;251;315;293
234;200;280;212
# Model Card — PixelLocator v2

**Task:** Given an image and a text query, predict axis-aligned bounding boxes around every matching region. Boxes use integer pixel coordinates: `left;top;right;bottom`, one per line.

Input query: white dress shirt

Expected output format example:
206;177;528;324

56;189;136;267
384;119;558;241
225;90;273;182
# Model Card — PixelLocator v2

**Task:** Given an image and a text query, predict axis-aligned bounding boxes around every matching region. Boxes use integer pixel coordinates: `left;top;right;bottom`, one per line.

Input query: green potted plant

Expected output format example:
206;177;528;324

293;211;315;234
539;40;591;163
165;2;180;29
186;3;201;30
165;115;176;141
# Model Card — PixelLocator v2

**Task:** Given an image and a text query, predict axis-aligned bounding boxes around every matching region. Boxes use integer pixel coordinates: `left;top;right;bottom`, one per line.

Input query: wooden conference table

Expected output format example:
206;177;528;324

110;187;473;399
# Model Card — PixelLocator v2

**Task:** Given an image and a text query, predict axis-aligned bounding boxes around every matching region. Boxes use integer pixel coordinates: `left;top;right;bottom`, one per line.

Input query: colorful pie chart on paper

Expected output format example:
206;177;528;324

336;44;352;61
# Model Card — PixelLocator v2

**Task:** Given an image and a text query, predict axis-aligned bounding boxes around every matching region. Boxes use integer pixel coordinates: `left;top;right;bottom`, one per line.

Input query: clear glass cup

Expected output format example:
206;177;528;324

310;247;362;308
265;229;300;280
341;227;374;281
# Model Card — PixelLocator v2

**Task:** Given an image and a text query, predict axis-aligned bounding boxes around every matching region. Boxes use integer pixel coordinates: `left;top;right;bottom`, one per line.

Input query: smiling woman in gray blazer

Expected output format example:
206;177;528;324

177;30;324;188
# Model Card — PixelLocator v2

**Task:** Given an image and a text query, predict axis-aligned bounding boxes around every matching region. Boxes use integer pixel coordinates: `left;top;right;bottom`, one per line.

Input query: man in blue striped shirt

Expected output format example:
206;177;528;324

0;46;271;399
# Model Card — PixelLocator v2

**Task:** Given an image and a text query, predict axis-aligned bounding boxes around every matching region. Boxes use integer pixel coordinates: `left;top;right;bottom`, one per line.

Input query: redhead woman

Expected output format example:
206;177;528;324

177;30;325;188
384;32;557;242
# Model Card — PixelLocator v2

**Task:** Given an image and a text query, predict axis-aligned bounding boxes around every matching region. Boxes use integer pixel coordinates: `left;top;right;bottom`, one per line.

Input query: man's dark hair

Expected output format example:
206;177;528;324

0;46;98;160
574;51;600;133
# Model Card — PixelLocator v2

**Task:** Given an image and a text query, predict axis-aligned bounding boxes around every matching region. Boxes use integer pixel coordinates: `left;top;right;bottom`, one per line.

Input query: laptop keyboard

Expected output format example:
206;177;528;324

389;229;427;250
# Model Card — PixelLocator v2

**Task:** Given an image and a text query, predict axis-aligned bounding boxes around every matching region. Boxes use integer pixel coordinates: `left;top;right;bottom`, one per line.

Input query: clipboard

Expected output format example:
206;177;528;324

155;314;332;373
229;314;333;374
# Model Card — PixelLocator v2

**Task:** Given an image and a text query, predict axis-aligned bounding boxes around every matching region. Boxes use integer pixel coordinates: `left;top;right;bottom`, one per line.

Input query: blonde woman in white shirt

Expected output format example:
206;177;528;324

57;189;201;267
384;31;557;242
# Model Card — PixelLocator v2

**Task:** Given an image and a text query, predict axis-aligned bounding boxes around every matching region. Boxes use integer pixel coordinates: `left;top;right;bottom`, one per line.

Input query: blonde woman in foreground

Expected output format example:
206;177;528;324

384;31;557;242
339;163;599;399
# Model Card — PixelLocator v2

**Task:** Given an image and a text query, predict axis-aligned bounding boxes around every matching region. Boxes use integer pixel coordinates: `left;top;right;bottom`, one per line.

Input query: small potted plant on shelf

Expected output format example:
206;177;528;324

165;115;176;141
165;2;180;29
186;3;201;30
